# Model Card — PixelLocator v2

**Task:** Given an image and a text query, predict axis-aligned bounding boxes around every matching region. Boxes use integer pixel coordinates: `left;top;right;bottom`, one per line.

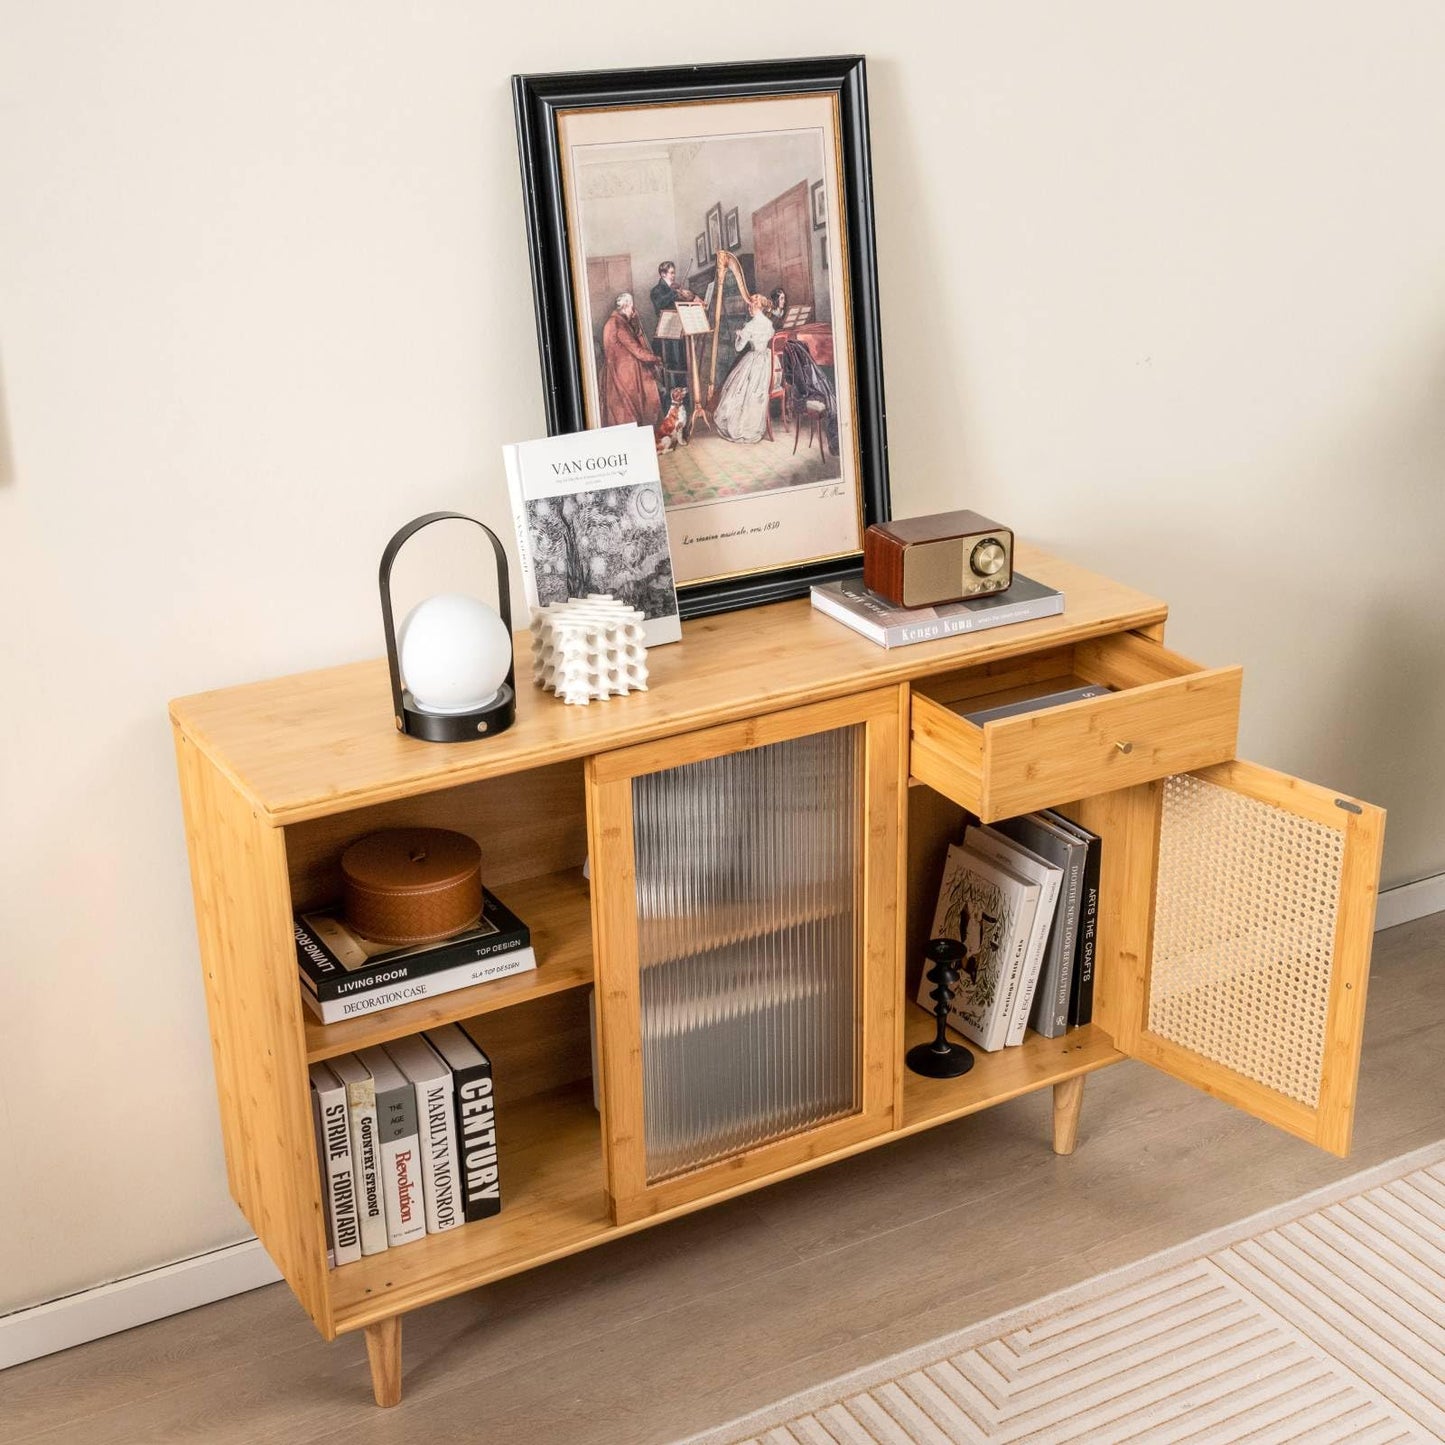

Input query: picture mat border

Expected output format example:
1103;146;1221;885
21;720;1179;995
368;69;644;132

512;55;890;619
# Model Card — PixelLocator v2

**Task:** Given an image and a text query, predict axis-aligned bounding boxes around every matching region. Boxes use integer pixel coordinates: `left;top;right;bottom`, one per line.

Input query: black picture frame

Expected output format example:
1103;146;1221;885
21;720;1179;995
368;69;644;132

811;178;827;230
724;205;741;249
695;231;708;267
705;202;724;259
513;55;890;619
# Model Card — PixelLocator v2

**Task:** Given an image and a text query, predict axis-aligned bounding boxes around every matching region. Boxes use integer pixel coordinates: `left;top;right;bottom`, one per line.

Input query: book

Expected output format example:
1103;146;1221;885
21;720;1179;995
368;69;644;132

1047;811;1101;1027
425;1024;501;1223
995;813;1087;1038
809;572;1063;649
919;843;1040;1052
385;1036;462;1235
959;684;1112;727
309;1062;361;1268
294;889;530;1002
357;1046;426;1248
300;945;537;1025
325;1054;388;1257
502;422;681;647
964;825;1064;1047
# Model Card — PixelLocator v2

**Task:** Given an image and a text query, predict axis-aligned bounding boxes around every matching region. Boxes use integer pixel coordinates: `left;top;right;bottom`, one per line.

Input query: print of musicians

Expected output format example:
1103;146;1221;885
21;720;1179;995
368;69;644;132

600;293;661;429
648;261;695;406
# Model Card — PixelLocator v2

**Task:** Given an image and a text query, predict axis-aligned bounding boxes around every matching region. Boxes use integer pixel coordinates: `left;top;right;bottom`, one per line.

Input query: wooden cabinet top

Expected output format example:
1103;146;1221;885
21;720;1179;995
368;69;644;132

168;545;1166;825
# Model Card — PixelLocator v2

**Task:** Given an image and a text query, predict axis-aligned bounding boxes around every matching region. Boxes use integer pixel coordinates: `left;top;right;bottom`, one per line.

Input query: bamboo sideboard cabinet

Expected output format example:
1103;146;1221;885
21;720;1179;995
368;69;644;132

170;547;1384;1407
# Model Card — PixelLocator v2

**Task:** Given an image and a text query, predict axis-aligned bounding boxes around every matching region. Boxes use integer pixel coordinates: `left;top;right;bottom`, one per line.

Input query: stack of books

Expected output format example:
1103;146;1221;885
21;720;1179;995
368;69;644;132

810;573;1064;649
918;811;1100;1052
294;889;535;1024
309;1024;501;1269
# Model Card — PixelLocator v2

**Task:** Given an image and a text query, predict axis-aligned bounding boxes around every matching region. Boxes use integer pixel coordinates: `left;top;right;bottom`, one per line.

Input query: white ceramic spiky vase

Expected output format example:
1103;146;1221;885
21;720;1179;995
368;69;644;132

530;594;649;706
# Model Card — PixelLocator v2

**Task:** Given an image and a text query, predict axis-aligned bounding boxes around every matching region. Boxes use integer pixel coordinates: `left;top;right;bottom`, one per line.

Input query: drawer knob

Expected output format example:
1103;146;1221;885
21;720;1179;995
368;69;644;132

1115;740;1134;755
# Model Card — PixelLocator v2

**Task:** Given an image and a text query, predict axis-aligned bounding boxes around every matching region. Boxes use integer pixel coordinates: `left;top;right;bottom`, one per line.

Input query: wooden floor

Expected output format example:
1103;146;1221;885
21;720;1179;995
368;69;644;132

4;911;1442;1445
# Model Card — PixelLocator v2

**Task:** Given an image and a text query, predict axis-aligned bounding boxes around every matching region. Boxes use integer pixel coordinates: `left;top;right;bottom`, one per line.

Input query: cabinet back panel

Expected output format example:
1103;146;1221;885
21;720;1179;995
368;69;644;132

284;760;589;912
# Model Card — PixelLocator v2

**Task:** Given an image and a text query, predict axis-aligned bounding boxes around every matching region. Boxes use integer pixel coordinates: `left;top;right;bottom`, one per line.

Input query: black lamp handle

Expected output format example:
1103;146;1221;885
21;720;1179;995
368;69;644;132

378;512;516;727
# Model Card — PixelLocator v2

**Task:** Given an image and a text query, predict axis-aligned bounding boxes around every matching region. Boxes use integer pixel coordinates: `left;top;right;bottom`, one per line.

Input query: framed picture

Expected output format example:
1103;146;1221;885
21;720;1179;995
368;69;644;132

514;56;890;618
695;232;708;268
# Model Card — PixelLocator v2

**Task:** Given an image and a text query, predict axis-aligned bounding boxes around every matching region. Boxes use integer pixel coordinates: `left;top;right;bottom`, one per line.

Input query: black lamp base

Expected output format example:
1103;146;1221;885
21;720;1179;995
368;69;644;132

905;1037;975;1079
397;684;516;743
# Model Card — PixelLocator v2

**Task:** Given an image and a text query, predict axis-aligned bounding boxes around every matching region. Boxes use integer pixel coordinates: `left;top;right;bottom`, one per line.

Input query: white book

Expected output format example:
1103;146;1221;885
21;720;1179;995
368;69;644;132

308;1062;361;1267
357;1046;426;1248
965;825;1063;1046
920;843;1041;1052
300;945;537;1025
385;1036;462;1235
326;1054;388;1257
502;423;681;646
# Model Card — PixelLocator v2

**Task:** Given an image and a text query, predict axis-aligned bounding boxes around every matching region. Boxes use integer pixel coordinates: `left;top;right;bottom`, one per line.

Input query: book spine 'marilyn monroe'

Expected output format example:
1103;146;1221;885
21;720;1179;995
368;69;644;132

419;1072;461;1234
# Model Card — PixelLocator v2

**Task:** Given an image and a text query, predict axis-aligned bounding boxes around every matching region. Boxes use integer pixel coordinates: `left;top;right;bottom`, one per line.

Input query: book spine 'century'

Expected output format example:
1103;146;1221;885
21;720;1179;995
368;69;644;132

454;1061;501;1223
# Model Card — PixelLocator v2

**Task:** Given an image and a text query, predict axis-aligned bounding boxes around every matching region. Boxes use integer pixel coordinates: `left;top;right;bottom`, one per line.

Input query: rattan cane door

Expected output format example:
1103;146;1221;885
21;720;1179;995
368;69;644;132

1100;760;1384;1157
586;689;903;1225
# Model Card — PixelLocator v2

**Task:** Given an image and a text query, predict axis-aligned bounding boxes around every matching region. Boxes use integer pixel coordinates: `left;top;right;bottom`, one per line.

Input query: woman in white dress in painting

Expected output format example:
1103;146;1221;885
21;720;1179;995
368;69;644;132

713;294;776;443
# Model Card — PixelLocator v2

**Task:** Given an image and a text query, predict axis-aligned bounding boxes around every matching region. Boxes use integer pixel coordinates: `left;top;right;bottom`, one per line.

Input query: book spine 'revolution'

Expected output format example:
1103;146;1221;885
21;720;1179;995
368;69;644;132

360;1048;426;1249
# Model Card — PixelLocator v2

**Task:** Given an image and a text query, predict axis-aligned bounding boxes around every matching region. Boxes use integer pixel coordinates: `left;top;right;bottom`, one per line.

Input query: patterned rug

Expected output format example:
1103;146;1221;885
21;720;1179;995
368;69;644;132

685;1142;1445;1444
659;430;836;506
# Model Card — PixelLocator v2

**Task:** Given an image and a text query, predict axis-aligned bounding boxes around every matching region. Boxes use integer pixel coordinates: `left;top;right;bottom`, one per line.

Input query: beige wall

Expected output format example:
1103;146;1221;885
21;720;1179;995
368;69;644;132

1;2;1441;1314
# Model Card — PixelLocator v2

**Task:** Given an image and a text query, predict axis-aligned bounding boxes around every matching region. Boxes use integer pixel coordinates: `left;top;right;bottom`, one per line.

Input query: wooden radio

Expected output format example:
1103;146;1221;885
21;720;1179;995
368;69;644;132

863;510;1014;608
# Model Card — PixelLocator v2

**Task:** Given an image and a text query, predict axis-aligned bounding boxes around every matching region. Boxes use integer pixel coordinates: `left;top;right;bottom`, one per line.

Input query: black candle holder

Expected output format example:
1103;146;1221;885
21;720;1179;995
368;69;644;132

906;937;976;1079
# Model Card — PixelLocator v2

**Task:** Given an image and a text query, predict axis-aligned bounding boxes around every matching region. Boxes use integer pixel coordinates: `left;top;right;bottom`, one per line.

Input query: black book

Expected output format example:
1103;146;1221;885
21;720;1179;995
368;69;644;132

1047;812;1101;1027
294;889;529;1002
426;1024;502;1223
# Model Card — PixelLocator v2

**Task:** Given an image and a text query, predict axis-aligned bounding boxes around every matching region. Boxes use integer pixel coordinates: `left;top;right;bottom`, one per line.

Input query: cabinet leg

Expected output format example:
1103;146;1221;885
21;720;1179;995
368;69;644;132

1052;1076;1086;1156
364;1315;402;1407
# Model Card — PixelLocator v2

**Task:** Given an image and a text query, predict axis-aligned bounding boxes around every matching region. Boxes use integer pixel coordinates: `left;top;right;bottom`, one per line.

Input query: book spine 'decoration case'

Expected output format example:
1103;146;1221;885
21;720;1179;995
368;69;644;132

630;726;863;1183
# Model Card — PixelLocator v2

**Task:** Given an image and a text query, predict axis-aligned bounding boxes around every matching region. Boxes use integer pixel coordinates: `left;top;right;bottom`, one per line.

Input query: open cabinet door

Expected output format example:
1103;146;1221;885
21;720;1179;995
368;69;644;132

1100;761;1384;1157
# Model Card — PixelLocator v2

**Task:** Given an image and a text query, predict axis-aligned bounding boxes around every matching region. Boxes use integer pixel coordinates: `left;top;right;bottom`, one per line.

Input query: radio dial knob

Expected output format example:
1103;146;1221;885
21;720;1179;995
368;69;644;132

970;538;1007;577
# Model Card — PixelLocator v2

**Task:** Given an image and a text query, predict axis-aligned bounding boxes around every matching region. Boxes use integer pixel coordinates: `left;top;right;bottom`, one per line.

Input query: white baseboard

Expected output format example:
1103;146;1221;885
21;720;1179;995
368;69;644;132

0;1239;281;1370
1375;871;1445;932
1;873;1439;1373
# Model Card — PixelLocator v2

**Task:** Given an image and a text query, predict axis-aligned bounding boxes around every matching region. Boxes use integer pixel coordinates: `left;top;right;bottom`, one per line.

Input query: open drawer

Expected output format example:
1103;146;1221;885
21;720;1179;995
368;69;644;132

910;633;1243;820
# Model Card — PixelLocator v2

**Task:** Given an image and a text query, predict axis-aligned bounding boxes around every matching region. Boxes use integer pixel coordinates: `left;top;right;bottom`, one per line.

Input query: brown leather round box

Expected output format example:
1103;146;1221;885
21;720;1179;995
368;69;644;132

341;828;483;945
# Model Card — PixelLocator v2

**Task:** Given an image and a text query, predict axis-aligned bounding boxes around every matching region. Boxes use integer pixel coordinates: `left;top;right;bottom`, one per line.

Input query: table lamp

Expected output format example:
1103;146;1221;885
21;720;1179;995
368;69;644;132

379;511;517;742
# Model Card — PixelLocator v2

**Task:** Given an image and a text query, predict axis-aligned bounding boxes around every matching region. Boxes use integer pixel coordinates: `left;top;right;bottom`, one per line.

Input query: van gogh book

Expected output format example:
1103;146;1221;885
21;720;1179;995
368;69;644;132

810;573;1063;648
503;423;681;646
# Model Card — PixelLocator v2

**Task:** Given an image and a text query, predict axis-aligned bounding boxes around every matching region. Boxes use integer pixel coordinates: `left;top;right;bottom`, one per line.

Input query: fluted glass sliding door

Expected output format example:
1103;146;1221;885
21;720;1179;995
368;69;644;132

588;689;902;1225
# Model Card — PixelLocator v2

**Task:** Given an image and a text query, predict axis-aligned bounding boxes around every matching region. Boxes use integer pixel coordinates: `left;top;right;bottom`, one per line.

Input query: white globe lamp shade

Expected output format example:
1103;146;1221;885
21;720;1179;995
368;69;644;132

398;593;513;716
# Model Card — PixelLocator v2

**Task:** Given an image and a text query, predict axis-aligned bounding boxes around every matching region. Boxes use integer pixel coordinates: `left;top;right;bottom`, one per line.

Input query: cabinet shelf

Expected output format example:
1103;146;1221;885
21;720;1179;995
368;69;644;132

304;869;594;1064
900;1012;1124;1136
324;1014;1127;1332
